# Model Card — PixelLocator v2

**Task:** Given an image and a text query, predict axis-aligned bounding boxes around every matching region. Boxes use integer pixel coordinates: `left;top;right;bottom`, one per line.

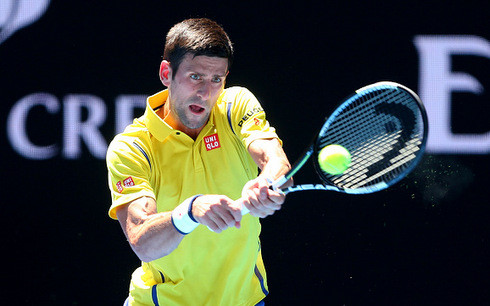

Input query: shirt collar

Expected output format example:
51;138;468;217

143;90;173;142
143;89;218;142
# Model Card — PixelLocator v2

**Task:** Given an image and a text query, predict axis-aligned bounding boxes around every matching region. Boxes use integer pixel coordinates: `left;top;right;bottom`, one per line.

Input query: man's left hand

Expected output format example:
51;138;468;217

241;176;285;218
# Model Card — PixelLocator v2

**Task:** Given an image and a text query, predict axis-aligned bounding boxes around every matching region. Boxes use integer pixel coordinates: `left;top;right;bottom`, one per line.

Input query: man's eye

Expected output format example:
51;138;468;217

212;77;222;83
190;74;201;80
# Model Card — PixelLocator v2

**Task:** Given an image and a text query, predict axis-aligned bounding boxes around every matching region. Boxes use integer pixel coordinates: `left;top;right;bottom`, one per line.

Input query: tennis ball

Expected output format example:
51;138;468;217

318;145;351;175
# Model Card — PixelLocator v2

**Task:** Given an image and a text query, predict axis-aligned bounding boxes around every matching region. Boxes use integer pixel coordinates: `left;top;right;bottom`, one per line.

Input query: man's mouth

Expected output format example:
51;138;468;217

189;104;206;114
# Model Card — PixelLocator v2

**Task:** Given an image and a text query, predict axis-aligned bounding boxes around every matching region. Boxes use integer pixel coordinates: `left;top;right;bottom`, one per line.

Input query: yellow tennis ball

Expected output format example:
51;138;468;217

318;145;351;175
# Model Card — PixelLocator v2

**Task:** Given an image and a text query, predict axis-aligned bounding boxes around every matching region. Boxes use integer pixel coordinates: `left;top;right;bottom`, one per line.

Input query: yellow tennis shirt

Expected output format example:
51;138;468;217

106;86;281;305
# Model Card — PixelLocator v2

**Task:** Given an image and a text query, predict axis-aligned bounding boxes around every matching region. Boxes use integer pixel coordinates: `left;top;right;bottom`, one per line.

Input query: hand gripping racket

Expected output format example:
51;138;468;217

240;81;428;215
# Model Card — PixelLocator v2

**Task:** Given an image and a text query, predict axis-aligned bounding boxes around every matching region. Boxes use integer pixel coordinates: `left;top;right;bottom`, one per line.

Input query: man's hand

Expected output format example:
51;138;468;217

241;176;286;218
191;195;243;233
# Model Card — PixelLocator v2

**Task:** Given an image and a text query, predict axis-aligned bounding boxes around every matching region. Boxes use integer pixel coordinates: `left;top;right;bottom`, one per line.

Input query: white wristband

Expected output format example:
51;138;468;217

171;195;201;235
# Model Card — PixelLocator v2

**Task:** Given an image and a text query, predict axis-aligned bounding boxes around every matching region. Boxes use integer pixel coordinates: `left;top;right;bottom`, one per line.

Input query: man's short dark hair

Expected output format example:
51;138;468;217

163;18;234;76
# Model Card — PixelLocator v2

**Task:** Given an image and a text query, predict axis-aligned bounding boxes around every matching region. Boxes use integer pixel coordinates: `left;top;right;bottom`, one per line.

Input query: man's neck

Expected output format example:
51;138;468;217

158;102;203;140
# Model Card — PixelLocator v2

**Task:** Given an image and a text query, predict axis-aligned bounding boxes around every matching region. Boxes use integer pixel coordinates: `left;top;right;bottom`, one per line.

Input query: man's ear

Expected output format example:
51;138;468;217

159;60;171;86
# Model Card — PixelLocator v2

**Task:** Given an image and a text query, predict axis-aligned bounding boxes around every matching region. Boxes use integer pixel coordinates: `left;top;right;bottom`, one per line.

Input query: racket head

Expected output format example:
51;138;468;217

312;81;428;194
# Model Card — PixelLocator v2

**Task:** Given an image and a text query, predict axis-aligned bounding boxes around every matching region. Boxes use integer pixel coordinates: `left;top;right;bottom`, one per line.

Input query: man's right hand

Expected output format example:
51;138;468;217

191;195;243;233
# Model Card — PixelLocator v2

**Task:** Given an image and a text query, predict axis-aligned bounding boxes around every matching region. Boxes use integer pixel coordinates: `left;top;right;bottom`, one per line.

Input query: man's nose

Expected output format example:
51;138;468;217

197;81;211;100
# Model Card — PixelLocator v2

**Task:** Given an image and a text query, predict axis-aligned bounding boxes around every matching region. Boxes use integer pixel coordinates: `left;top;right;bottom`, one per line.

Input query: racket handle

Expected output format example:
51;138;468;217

240;199;250;215
238;176;285;215
271;175;288;189
207;177;285;232
206;199;248;232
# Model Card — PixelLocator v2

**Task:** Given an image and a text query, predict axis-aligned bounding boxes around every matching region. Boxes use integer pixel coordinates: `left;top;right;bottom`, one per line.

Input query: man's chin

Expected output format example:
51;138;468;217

182;118;207;130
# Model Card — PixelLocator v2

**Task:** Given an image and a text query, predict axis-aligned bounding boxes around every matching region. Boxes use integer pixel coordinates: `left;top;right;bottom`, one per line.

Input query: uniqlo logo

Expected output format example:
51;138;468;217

123;177;135;187
116;181;123;193
204;133;221;151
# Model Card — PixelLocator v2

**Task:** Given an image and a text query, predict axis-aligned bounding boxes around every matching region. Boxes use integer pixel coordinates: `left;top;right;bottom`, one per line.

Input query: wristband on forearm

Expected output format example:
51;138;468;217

171;195;202;235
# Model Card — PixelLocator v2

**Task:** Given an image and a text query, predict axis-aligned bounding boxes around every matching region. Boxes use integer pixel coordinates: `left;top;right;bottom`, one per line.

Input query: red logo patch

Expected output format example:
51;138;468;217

116;181;123;193
204;133;221;151
123;177;135;187
254;118;261;126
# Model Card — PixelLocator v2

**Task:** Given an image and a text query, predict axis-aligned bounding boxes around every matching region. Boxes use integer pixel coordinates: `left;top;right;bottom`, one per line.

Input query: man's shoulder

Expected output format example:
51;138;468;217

222;86;252;98
217;86;257;110
108;119;151;154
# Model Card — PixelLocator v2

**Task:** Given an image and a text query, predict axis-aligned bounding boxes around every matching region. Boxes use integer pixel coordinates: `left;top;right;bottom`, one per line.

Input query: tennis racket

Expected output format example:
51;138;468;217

240;81;428;215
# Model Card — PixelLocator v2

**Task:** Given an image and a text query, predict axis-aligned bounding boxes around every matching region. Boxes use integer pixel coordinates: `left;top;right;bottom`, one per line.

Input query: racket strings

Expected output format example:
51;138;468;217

320;89;404;148
335;132;403;187
317;86;425;190
344;137;422;188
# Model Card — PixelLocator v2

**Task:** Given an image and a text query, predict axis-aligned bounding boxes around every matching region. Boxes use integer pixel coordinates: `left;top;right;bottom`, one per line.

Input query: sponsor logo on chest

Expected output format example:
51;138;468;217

204;133;221;151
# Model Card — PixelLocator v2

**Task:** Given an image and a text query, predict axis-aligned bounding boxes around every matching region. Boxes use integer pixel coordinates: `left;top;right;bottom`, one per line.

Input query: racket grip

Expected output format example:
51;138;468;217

227;198;249;215
240;199;250;215
208;177;286;231
206;199;248;232
238;176;285;215
271;176;288;189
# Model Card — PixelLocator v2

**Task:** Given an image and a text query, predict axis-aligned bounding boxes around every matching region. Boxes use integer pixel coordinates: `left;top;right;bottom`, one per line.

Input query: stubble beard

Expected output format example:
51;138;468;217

173;102;209;130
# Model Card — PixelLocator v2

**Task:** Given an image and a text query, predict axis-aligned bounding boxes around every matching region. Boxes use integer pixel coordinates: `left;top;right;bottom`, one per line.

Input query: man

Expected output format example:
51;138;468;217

106;18;292;305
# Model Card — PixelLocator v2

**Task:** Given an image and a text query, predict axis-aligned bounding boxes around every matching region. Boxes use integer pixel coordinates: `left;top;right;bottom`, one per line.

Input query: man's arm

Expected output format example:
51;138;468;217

116;196;183;262
242;138;292;217
116;195;243;262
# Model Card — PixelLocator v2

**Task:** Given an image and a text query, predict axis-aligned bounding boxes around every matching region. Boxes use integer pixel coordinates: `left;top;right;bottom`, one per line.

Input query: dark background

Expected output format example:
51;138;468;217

2;0;489;305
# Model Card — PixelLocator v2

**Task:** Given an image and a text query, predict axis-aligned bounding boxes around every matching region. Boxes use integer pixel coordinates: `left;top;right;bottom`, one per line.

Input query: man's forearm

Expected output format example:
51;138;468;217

249;138;292;185
117;197;185;262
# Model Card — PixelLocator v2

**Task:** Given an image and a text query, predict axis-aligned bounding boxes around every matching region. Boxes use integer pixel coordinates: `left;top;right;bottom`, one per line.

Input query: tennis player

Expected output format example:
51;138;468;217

106;18;292;305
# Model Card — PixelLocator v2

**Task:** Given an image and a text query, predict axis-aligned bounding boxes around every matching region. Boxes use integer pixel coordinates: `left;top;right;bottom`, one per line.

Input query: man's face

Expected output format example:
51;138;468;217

167;54;228;132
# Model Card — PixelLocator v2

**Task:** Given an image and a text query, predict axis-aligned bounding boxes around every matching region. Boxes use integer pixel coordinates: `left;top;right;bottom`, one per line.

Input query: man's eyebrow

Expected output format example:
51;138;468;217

196;72;227;77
